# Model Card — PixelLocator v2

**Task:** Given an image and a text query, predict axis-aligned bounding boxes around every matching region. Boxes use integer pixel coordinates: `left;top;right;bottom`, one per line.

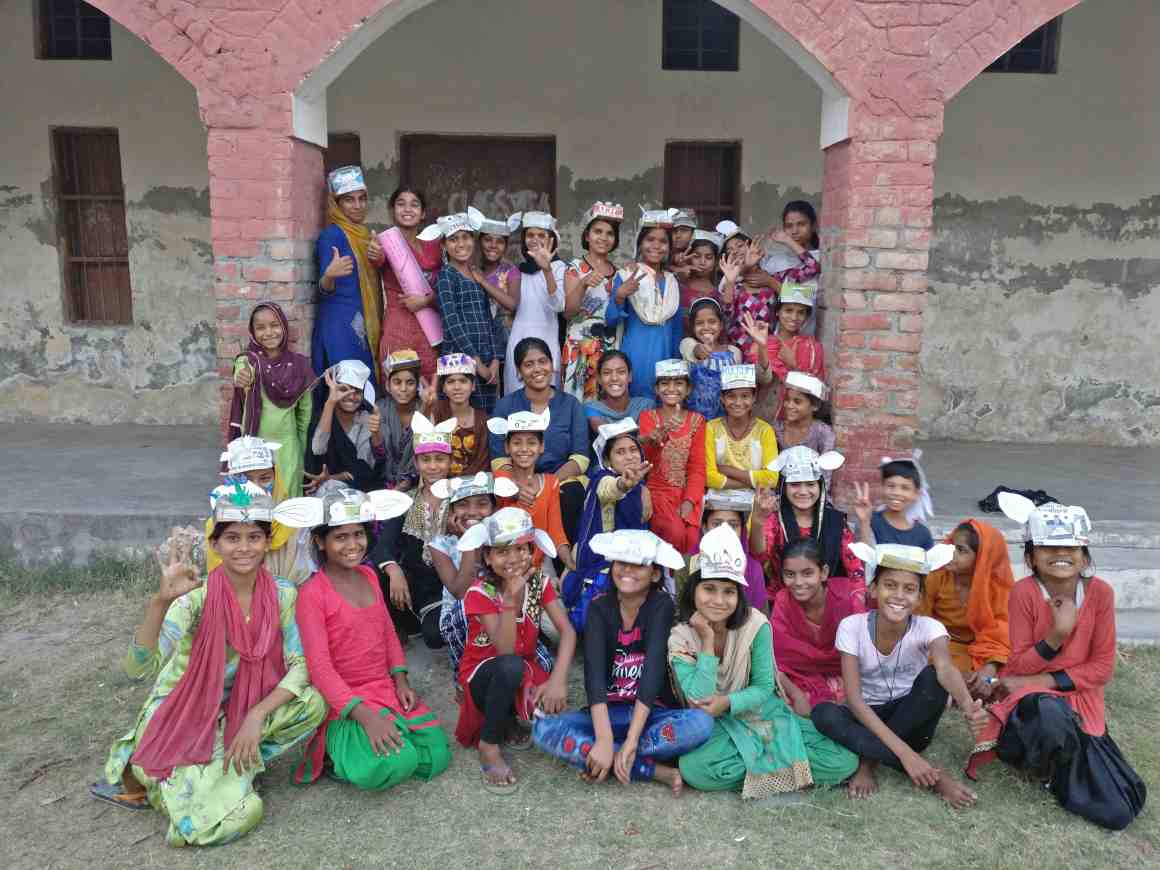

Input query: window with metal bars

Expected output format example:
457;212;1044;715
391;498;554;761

985;16;1062;73
37;0;112;60
663;141;741;230
662;0;739;72
52;129;132;324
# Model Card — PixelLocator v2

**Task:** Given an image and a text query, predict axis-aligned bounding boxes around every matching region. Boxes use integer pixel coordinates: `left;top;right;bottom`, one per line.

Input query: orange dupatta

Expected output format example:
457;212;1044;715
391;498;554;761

328;194;383;372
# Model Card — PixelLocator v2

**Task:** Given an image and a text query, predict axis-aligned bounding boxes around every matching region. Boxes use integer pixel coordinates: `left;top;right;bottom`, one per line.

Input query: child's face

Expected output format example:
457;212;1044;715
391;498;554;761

688;244;718;278
777;303;810;336
782;389;815;424
337;384;363;413
691;307;723;347
785;480;821;513
586;220;616;256
506;432;544;471
251;307;284;353
949;529;978;579
783;210;814;248
392;192;424;229
782;555;828;606
337;190;369;224
598;356;630;399
418;452;452;485
723;237;747;260
479;233;507;263
872;568;922;624
525;227;553;252
638;228;669;265
449;495;493;536
484;542;533;584
655;376;689;409
606;436;643;474
693;578;740;627
517;347;554;392
672;226;694;251
442;373;474;405
318;523;368;570
244;467;276;493
445;230;475;263
703;509;743;537
722;388;755;420
611;560;659;597
881;475;919;515
1031;545;1086;584
387;369;418;405
212;523;270;575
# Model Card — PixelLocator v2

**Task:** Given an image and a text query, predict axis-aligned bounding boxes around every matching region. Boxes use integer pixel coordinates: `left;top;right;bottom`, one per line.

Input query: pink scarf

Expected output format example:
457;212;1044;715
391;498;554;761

131;566;286;779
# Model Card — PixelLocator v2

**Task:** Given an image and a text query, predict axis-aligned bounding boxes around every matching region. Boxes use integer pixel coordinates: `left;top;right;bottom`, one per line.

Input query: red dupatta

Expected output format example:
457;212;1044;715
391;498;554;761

131;566;286;780
771;577;866;706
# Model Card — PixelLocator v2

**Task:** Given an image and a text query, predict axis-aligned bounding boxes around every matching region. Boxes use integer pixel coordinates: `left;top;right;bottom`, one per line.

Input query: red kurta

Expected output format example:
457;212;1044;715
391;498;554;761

639;409;706;554
379;237;442;381
750;334;826;420
771;578;867;706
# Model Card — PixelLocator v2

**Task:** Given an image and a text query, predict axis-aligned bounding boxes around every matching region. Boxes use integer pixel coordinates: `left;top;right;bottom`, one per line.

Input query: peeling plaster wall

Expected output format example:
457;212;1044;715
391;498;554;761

0;10;215;425
328;0;824;251
926;0;1160;445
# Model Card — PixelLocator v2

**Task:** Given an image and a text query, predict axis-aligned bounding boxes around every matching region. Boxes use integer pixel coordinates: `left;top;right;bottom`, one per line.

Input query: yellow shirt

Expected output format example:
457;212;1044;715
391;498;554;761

704;417;779;489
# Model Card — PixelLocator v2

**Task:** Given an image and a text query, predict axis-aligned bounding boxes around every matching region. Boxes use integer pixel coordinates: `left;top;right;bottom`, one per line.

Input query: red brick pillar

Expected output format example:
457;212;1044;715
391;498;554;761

820;109;940;507
208;129;325;436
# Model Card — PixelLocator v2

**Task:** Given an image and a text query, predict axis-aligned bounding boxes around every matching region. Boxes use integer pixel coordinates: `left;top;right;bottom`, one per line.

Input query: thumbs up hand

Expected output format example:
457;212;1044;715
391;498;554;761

323;247;355;281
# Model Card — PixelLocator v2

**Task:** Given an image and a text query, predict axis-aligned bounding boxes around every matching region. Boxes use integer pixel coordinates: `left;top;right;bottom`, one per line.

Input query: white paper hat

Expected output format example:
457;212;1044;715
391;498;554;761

210;481;276;524
714;220;747;243
637;206;679;237
431;471;519;503
221;436;281;475
779;281;818;309
691;229;725;250
327;165;366;197
703;488;754;514
487;408;551;437
457;506;556;556
436;353;476;378
770;446;845;484
511;211;559;238
274;487;413;529
470;206;521;237
416;210;482;241
879;449;933;523
696;524;749;586
333;359;375;406
849;541;955;581
999;493;1092;547
784;371;827;402
720;364;757;391
582;201;625;226
593;417;640;468
671;208;698;229
655;358;690;380
412;411;457;455
589;528;684;571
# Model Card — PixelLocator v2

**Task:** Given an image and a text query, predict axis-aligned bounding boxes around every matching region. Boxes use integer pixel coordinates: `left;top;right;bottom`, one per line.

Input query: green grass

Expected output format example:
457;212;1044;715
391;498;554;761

0;568;1155;869
0;552;154;604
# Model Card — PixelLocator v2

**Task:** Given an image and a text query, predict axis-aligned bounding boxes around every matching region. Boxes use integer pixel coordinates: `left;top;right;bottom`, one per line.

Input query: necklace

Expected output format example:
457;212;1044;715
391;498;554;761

583;256;614;280
870;613;911;702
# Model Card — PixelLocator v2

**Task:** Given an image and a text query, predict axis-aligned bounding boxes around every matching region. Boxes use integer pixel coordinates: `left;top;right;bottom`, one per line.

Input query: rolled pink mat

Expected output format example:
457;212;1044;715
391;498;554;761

379;227;443;347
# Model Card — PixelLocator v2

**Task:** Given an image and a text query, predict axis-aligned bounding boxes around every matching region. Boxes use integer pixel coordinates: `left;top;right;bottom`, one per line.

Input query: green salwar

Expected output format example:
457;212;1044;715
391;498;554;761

255;384;312;499
327;709;452;791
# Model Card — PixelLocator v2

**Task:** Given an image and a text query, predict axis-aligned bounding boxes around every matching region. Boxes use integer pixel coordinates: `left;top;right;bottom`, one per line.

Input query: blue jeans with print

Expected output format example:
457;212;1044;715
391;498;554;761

533;703;713;781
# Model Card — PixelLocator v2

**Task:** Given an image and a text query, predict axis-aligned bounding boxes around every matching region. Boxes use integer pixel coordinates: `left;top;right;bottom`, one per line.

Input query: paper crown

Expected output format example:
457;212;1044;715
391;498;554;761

416;210;482;242
582;201;625;226
779;281;817;308
769;446;845;484
784;371;827;402
594;417;640;467
487;408;550;437
327;165;366;197
457;506;556;556
411;411;457;455
638;206;679;232
691;229;725;250
274;487;413;529
696;524;749;586
655;358;690;380
848;542;955;581
512;211;559;236
437;353;476;378
333;359;375;406
715;220;747;243
671;208;698;229
210;481;276;524
720;364;757;391
470;206;521;237
384;349;421;373
999;493;1092;547
879;449;933;523
589;528;684;571
431;471;518;503
220;436;281;475
704;488;754;514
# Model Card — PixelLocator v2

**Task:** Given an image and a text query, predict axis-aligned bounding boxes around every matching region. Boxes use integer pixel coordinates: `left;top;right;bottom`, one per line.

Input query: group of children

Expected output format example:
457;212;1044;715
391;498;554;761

86;168;1146;847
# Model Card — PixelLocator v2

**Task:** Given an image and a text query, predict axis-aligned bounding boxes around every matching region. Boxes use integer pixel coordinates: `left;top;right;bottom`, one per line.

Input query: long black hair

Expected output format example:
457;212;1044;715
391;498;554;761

310;522;373;566
389;186;427;211
782;200;820;249
679;571;751;630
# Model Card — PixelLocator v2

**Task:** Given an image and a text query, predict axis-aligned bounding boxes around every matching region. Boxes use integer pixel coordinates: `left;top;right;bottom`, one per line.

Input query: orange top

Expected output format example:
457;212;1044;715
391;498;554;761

920;519;1014;671
495;470;569;566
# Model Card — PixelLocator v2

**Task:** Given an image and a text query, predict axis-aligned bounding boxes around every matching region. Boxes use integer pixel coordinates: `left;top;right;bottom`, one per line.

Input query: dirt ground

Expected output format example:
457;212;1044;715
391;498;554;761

1;590;1156;870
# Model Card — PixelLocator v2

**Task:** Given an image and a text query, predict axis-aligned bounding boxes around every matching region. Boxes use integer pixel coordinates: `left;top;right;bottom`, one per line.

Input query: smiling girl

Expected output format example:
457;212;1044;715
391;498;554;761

505;212;567;392
376;349;424;491
428;353;490;476
307;360;385;494
703;365;779;492
563;202;624;402
741;281;826;420
583;351;655;436
679;296;741;421
677;230;722;312
379;186;441;381
773;372;835;491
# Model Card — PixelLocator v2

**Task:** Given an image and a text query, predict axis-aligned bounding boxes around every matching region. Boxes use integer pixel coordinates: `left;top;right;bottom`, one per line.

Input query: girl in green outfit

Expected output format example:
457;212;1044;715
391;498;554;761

669;525;857;798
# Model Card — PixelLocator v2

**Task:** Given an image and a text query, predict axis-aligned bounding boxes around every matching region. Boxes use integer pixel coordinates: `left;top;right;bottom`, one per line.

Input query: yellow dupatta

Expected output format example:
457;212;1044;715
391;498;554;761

328;194;383;372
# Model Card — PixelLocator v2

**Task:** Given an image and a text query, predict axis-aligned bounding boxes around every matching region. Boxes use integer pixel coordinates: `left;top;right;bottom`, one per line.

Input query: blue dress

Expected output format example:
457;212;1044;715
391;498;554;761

688;350;735;420
605;273;682;399
313;225;376;382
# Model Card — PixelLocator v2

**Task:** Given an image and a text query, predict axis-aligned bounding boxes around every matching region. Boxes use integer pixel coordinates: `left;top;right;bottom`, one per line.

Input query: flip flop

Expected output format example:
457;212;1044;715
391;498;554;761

505;723;534;752
89;780;149;811
480;764;520;795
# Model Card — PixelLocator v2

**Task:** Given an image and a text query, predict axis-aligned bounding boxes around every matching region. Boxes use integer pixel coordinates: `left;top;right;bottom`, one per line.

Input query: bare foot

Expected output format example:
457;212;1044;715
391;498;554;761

847;759;879;799
478;741;516;787
653;763;684;798
933;771;977;808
